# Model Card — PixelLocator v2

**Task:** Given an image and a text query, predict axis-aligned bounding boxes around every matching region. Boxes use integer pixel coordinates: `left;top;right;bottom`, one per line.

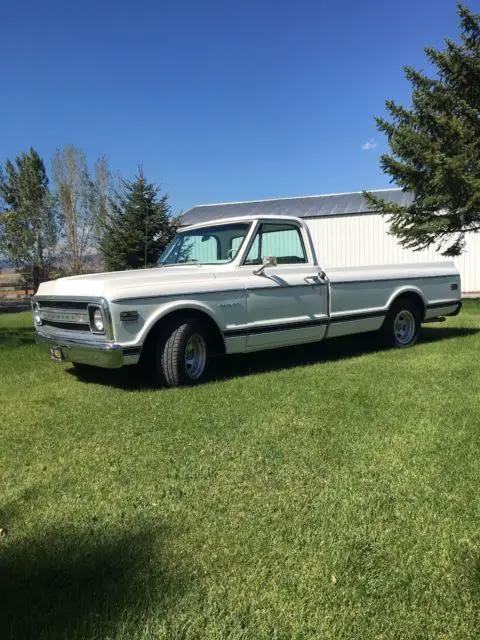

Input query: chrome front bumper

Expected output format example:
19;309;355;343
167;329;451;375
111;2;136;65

35;328;141;368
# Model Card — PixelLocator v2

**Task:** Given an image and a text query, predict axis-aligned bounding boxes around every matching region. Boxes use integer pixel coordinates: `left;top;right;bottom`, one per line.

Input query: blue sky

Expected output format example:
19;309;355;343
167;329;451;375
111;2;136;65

0;0;469;214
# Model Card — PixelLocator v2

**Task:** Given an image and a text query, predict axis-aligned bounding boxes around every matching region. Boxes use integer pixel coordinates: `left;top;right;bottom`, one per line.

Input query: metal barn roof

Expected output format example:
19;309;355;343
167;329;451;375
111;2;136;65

180;188;413;226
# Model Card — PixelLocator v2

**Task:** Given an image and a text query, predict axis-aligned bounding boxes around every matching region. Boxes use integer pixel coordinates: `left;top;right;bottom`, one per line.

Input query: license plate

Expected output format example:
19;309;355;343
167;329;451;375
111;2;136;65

50;346;63;362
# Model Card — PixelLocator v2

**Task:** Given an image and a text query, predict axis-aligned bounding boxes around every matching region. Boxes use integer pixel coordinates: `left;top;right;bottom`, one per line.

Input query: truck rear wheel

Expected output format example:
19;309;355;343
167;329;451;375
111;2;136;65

380;299;421;348
156;317;210;387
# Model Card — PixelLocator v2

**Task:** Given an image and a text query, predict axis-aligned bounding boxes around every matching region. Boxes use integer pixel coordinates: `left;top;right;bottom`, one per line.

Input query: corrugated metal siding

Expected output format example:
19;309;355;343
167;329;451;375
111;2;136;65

259;227;305;261
187;236;218;262
306;215;480;293
456;233;480;293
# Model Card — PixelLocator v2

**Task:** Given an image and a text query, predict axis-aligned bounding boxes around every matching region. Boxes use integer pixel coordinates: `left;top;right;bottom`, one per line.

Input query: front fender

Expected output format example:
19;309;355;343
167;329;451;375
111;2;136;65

112;298;224;346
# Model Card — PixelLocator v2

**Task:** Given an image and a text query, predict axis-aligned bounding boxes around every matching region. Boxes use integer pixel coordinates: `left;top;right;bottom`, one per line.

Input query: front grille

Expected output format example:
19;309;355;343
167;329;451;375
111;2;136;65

36;299;92;332
38;300;89;310
42;320;90;332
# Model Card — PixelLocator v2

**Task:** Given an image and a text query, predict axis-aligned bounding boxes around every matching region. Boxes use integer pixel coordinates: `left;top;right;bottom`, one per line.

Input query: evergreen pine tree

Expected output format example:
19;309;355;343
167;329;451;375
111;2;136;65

364;3;480;256
98;170;176;271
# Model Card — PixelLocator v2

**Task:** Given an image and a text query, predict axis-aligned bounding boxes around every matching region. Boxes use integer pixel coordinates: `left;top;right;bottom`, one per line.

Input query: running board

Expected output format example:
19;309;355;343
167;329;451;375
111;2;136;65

423;316;446;324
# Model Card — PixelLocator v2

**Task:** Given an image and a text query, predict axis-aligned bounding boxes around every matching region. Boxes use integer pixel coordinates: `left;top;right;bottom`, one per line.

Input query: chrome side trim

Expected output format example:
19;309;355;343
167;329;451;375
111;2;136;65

111;289;247;303
223;310;386;338
246;282;325;293
331;275;455;285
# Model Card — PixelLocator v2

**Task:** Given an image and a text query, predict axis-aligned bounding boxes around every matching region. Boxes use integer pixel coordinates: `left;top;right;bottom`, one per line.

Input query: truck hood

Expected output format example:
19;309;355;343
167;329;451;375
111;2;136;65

36;266;222;301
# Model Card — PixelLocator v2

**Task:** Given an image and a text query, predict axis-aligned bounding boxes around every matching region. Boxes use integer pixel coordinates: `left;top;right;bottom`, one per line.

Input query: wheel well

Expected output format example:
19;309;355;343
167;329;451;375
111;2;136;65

141;309;226;362
390;291;426;321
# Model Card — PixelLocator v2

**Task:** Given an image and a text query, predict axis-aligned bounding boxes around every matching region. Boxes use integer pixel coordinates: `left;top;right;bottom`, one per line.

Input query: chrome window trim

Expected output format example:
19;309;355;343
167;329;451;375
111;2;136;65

158;221;253;266
239;219;313;267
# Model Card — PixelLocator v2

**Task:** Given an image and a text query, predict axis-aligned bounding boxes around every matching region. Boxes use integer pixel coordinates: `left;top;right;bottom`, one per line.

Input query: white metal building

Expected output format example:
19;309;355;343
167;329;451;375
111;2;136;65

181;188;480;294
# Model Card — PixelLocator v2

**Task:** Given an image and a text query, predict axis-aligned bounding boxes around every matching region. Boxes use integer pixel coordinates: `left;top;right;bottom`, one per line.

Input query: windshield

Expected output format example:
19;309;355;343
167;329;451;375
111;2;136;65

158;222;251;265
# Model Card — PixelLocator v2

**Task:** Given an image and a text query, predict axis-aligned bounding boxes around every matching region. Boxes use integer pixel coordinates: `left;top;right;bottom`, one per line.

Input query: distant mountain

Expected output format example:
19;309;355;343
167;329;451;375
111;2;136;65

0;258;13;270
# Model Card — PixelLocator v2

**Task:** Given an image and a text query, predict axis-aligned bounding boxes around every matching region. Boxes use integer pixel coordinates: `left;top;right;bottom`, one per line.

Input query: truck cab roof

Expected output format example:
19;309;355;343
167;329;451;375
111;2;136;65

181;214;303;230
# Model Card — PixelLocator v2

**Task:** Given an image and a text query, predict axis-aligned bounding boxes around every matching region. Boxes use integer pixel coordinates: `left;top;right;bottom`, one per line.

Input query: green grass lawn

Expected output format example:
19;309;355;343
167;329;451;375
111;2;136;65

1;302;480;639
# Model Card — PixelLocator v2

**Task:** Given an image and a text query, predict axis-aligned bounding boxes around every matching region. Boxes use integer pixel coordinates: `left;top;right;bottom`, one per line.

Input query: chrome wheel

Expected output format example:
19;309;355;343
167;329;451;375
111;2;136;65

394;309;416;345
184;333;207;379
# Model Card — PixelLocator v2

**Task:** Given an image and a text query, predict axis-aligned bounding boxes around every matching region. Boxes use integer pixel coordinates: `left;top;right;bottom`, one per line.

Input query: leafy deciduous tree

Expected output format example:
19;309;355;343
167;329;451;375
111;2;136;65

52;145;112;274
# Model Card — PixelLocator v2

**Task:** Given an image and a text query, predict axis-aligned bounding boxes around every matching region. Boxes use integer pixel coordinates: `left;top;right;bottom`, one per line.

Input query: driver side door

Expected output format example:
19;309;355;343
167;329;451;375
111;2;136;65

240;222;328;350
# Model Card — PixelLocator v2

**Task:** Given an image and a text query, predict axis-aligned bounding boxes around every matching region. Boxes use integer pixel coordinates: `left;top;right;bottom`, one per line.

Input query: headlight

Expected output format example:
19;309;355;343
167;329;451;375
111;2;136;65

88;305;106;334
93;309;104;332
33;303;42;326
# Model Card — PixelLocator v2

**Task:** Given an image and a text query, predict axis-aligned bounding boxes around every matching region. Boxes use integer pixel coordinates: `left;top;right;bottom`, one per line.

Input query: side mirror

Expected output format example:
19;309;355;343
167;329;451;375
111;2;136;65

253;255;277;276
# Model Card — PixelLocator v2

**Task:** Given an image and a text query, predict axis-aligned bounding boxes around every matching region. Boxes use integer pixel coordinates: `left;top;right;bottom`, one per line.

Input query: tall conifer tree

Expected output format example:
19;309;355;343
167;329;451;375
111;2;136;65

98;170;176;271
0;148;57;290
365;3;480;256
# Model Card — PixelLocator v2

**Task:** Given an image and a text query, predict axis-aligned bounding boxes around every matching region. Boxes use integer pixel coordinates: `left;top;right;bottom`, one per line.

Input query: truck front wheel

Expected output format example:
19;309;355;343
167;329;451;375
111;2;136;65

156;317;210;387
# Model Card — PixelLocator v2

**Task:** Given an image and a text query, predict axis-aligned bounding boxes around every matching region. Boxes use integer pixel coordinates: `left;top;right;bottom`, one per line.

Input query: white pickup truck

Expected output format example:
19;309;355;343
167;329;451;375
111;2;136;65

33;215;462;386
